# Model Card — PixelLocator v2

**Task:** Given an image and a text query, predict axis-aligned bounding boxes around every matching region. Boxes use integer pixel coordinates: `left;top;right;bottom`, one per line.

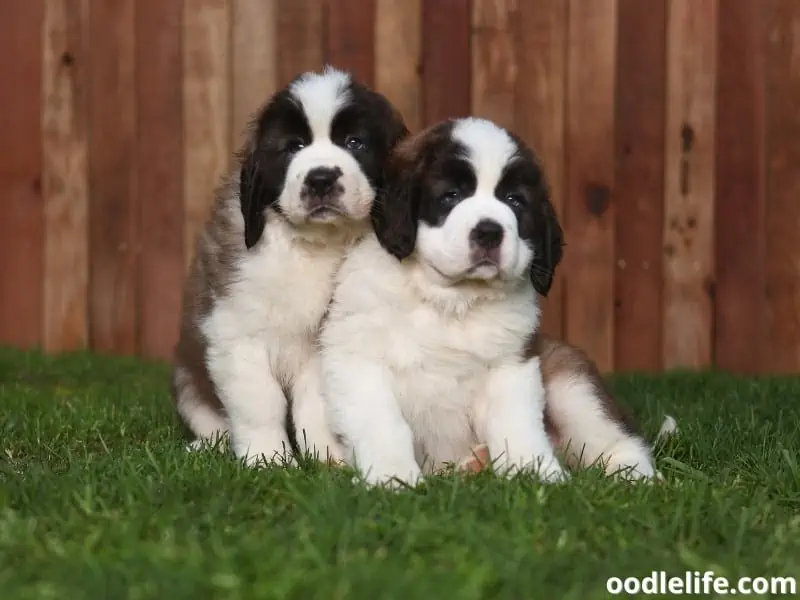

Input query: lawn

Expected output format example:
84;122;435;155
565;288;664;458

1;347;799;599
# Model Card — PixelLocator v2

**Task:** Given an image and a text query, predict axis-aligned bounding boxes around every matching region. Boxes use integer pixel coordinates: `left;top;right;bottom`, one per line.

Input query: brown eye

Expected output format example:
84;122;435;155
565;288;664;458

284;138;306;154
345;135;366;151
504;192;525;209
440;189;462;206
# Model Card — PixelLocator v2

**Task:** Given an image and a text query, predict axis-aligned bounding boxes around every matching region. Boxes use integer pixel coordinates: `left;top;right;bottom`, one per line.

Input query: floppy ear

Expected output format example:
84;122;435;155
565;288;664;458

370;152;420;261
239;149;277;249
530;195;564;297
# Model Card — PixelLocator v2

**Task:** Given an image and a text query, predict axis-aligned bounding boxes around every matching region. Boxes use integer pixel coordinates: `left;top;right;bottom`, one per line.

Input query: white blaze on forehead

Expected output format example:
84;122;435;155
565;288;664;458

451;117;518;194
290;66;351;141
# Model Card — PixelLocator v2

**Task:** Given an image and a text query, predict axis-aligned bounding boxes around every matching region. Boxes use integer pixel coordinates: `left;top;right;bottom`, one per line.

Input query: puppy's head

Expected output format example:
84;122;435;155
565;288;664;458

371;117;563;296
239;67;408;248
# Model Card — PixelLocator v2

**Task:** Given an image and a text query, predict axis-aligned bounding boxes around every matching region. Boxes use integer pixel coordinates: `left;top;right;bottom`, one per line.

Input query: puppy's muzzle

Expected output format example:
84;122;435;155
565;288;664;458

302;166;345;217
469;218;504;264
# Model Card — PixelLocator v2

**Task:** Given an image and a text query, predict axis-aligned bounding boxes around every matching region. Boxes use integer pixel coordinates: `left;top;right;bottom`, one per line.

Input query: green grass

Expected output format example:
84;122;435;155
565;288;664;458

1;347;799;600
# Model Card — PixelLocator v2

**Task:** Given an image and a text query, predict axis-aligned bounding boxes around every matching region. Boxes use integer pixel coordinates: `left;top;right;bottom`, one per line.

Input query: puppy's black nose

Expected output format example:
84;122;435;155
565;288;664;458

470;219;504;249
304;166;342;196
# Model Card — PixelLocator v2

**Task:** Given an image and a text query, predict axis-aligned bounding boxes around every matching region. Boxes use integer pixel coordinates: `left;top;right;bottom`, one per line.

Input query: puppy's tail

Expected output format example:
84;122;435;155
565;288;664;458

654;414;678;444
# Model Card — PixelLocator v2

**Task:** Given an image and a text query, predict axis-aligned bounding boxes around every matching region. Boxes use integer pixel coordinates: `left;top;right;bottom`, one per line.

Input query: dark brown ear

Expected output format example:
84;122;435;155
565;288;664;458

529;193;564;297
370;152;420;260
239;148;278;249
370;133;424;260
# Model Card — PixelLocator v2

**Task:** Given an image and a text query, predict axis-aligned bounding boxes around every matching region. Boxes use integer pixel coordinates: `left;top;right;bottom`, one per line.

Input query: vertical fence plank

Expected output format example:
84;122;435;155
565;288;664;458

183;0;231;268
471;0;518;131
662;0;716;369
326;0;376;85
0;2;44;348
564;0;617;372
714;1;768;374
515;0;567;339
88;0;138;354
422;0;471;125
375;0;422;132
614;0;667;371
42;0;89;352
765;0;800;372
231;0;278;152
276;0;324;86
136;0;185;361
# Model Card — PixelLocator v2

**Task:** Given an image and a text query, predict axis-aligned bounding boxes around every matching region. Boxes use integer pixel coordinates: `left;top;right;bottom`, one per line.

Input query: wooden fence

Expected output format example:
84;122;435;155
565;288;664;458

0;0;798;374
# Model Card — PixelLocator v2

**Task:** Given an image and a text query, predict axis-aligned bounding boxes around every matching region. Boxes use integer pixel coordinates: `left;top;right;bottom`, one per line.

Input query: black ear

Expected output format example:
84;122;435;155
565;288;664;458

530;196;564;297
370;156;420;261
239;150;276;249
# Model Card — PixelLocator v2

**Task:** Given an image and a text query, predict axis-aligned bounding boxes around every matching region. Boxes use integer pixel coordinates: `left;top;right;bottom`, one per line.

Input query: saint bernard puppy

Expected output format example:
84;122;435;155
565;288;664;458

172;67;408;466
319;117;664;486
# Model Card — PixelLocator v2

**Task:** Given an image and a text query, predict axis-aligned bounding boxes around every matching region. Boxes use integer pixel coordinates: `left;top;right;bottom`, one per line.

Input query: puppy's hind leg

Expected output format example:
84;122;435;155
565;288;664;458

172;362;230;453
544;374;659;481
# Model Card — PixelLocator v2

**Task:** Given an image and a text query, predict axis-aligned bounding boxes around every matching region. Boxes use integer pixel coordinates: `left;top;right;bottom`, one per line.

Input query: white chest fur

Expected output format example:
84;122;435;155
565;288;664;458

322;236;539;471
203;220;346;385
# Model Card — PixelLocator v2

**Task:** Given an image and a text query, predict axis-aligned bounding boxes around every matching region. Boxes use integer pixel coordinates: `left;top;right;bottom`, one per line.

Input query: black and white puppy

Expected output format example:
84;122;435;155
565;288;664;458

319;117;568;486
172;67;408;466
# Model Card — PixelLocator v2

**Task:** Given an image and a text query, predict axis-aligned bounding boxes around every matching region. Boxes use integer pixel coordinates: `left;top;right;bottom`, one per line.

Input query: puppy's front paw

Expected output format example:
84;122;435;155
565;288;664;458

360;461;423;489
497;452;568;483
536;457;569;483
233;430;295;468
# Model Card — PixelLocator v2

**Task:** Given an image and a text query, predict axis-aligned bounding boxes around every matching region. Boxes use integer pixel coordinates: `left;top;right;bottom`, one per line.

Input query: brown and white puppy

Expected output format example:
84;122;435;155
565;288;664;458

172;67;408;466
319;117;568;486
318;117;667;487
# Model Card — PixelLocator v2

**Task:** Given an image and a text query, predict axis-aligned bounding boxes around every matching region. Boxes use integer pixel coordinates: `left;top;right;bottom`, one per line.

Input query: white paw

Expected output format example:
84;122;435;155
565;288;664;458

296;434;346;464
608;461;661;483
360;461;423;489
536;458;570;483
497;453;569;483
233;431;295;468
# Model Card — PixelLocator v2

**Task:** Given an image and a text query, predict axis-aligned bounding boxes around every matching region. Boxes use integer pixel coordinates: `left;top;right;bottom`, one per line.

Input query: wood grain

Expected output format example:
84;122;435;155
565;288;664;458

422;0;471;125
514;0;567;339
662;0;717;369
231;0;278;152
613;0;667;371
765;0;800;372
42;0;88;352
714;0;768;374
136;0;185;361
374;0;422;132
88;0;138;354
326;0;376;85
471;0;519;131
276;0;324;86
183;0;231;268
564;0;617;373
0;2;44;348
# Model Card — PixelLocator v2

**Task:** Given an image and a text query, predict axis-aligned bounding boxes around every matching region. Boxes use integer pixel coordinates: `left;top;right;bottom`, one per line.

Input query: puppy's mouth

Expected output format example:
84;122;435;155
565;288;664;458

303;196;348;221
307;204;346;220
467;257;499;272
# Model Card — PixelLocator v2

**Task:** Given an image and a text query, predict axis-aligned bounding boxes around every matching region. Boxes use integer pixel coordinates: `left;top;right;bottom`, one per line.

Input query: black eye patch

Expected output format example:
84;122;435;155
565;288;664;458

419;156;477;227
495;157;547;240
256;96;313;153
330;107;373;151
